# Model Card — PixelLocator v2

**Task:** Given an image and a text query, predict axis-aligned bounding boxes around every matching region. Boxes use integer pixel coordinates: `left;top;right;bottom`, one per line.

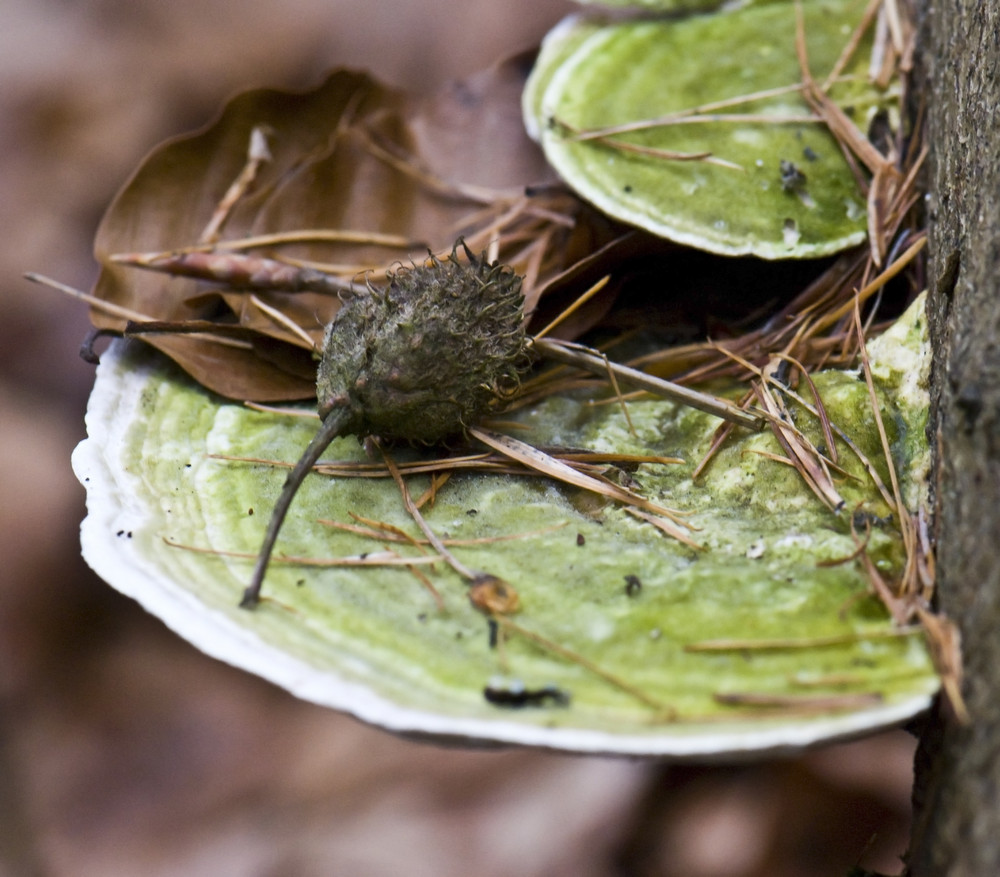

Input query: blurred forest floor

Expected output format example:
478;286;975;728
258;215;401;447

0;1;918;874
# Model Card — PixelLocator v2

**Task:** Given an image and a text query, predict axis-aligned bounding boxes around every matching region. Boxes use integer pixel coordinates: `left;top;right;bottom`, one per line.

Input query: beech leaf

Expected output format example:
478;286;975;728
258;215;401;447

90;59;634;400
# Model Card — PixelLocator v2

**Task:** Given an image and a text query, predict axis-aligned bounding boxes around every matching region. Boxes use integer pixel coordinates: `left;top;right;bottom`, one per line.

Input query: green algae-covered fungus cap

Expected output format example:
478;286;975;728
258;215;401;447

72;296;937;756
526;0;895;258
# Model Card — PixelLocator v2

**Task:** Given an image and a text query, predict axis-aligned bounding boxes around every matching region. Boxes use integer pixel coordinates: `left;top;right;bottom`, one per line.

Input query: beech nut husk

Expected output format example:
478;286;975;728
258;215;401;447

317;241;530;443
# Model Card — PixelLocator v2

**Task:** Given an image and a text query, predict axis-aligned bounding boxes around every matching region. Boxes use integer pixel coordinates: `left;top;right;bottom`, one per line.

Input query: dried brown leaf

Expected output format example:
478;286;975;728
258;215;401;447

89;58;627;401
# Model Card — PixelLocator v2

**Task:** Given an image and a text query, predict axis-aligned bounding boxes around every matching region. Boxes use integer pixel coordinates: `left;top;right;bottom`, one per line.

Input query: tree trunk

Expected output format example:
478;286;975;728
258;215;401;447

907;2;1000;873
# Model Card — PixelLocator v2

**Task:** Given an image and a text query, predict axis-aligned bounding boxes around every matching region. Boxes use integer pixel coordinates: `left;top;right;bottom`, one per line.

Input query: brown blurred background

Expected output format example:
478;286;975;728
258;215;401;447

1;1;917;874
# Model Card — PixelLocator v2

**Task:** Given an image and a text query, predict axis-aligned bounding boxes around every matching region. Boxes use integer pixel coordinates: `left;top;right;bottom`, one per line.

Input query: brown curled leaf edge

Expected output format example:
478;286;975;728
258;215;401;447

89;55;659;401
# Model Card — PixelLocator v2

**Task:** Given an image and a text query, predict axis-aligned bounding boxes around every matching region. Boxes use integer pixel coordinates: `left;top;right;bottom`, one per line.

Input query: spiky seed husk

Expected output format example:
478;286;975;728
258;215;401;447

243;243;529;607
317;244;529;443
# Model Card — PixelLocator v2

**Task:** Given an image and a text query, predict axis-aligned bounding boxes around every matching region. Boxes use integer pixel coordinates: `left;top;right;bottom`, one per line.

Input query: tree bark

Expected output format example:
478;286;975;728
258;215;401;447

907;2;1000;873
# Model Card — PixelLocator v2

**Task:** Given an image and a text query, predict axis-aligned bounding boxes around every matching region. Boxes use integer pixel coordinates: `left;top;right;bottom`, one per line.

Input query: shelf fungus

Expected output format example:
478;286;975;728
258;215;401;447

524;0;898;258
72;294;940;755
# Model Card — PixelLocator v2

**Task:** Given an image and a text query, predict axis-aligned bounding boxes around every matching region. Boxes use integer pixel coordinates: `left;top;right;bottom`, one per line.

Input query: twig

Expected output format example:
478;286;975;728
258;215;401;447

532;337;765;430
